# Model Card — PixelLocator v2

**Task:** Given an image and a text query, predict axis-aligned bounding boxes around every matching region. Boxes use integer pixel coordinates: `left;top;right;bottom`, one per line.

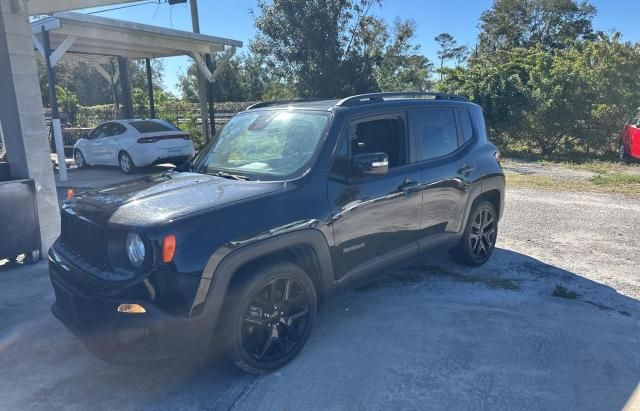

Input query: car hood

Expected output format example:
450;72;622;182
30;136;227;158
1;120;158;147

63;172;285;227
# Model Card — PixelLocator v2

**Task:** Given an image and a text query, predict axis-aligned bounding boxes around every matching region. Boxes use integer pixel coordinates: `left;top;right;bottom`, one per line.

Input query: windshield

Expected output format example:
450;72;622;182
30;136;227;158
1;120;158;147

196;110;330;178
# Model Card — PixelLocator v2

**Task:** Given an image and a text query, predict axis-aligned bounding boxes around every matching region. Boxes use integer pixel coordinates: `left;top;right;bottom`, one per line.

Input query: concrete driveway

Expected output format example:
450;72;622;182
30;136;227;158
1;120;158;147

1;187;639;410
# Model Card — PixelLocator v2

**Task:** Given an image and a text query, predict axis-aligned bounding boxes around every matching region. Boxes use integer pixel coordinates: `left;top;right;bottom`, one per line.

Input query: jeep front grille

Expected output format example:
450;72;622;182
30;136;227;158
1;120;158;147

60;213;109;270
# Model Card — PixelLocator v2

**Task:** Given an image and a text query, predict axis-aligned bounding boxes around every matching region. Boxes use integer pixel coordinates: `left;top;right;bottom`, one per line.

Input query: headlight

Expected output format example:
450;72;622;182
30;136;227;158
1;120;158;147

126;233;146;268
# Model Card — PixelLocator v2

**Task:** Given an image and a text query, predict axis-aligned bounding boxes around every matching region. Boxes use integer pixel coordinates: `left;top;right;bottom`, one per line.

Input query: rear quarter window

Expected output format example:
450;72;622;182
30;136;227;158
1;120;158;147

459;109;474;143
129;120;179;133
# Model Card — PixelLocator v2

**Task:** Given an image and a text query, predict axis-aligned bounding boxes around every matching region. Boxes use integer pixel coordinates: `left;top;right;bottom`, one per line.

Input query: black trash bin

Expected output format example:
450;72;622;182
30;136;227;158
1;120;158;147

0;178;42;264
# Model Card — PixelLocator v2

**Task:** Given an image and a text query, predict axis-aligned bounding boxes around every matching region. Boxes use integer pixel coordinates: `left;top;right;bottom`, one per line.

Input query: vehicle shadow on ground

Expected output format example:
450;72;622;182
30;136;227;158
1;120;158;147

359;248;639;317
3;248;639;409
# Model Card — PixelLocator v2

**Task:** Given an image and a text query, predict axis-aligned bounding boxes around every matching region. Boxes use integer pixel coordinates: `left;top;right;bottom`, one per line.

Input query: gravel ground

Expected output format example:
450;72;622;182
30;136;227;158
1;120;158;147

1;187;639;410
501;159;599;181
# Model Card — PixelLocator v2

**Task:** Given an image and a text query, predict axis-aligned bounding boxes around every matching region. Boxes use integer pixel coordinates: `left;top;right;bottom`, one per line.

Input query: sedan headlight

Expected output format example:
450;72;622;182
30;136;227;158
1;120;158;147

126;233;146;268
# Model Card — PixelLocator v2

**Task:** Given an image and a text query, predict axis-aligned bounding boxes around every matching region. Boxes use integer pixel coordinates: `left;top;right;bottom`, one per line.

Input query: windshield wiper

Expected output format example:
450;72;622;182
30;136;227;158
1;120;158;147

211;170;251;181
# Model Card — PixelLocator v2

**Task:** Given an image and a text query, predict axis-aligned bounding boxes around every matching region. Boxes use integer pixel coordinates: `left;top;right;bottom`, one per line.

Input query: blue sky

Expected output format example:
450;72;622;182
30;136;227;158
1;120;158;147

80;0;640;94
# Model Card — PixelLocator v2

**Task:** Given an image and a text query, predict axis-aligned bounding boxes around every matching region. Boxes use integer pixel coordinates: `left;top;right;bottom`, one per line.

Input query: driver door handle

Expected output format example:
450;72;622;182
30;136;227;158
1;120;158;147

399;179;420;193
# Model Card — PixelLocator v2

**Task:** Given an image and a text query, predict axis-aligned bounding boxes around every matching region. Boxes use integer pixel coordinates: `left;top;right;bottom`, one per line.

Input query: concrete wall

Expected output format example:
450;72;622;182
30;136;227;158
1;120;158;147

0;0;60;253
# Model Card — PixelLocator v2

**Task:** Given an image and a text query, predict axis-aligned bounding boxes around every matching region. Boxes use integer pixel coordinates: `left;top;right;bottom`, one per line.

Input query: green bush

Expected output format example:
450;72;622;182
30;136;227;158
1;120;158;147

440;33;640;160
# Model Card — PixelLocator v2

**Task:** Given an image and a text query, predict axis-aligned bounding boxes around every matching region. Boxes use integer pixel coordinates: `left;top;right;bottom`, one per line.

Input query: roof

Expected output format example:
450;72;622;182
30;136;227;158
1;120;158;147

28;1;139;15
31;12;242;63
246;93;471;112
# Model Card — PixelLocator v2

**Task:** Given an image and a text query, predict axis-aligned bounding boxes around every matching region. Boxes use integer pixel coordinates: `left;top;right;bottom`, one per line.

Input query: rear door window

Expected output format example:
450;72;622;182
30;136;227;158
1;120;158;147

107;123;127;137
410;109;459;161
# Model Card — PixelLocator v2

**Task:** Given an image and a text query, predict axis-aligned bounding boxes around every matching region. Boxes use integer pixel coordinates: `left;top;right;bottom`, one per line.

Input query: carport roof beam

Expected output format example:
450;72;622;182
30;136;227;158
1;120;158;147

31;11;243;63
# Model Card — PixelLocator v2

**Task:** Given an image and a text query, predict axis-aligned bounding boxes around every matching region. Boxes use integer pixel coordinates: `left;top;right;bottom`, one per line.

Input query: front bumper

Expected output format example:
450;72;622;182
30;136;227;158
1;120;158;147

48;249;209;363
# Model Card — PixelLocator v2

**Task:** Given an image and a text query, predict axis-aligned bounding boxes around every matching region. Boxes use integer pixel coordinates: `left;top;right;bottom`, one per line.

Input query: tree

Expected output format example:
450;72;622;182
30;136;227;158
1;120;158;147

452;45;470;66
376;20;434;92
36;58;167;110
440;33;640;158
478;0;596;53
435;33;457;70
56;85;79;123
251;0;431;97
178;53;271;102
251;0;382;98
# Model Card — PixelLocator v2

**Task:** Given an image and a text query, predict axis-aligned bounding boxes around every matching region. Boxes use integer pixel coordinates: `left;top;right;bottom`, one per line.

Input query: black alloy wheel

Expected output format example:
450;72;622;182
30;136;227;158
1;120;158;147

468;207;496;260
222;262;317;374
450;200;498;266
242;277;311;362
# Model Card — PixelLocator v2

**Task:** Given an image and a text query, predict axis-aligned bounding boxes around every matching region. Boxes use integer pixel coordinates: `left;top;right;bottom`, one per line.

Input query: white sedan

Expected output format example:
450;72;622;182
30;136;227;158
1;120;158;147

73;119;195;174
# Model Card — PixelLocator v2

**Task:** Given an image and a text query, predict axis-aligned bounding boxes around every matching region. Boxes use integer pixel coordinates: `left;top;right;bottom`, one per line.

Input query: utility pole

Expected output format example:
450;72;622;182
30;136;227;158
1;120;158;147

190;0;211;141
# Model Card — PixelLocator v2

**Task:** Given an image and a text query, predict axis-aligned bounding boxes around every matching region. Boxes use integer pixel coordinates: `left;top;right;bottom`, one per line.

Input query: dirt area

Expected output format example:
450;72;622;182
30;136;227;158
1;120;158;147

502;158;640;181
502;158;599;181
1;187;639;410
502;158;640;196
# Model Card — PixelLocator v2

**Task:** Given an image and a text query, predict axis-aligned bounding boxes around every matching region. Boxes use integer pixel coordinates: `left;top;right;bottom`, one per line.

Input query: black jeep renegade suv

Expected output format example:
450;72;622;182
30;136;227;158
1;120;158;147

49;92;505;374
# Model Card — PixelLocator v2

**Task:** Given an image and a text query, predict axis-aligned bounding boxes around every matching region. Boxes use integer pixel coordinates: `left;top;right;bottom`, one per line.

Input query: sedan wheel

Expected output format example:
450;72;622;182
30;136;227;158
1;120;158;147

118;152;135;174
74;150;87;168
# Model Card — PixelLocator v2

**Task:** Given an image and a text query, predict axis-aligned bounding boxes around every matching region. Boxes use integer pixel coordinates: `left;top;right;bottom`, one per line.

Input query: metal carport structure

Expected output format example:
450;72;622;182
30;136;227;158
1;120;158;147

0;0;241;258
31;11;242;181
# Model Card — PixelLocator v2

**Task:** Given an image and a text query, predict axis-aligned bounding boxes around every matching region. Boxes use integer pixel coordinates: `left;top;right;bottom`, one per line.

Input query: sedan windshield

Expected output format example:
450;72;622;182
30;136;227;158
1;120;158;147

196;110;330;178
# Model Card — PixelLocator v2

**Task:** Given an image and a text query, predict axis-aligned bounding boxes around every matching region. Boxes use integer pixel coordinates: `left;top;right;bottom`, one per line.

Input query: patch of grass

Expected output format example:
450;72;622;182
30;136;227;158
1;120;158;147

438;270;521;290
357;264;521;292
536;160;640;175
552;284;581;300
590;172;640;185
506;171;640;195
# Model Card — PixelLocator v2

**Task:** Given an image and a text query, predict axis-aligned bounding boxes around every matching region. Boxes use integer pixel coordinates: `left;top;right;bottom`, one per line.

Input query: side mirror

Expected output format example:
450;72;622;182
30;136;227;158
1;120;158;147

352;152;389;177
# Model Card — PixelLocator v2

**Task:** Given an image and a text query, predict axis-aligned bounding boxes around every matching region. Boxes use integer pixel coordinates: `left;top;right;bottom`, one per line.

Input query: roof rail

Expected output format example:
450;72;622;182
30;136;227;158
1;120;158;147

246;99;322;110
336;92;468;107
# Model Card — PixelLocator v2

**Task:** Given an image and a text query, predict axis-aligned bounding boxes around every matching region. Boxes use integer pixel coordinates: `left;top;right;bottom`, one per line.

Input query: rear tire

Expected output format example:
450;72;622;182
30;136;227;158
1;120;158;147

118;151;136;174
22;249;41;265
220;262;317;374
450;200;498;266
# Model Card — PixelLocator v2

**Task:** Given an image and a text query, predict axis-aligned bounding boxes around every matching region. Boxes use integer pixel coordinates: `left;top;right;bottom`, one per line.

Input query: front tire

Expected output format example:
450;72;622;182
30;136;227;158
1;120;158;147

450;200;498;266
619;144;630;163
74;150;88;169
221;262;317;374
118;151;136;174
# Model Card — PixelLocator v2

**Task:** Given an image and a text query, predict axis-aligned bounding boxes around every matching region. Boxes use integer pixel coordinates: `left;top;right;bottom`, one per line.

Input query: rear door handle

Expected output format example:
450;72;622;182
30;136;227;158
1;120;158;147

399;179;420;193
457;164;475;175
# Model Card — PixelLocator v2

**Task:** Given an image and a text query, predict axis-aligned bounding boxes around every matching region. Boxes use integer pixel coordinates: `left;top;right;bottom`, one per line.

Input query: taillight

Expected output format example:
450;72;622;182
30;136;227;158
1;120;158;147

137;135;191;144
137;137;159;144
494;150;501;163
